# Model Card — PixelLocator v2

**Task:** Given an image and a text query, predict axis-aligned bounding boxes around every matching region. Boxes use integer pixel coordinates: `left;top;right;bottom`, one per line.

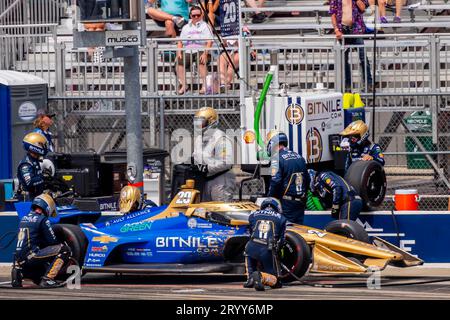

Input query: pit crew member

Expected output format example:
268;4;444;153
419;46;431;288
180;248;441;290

340;120;385;169
266;130;308;224
308;169;363;220
12;194;72;288
244;198;287;291
16;132;49;200
192;106;236;201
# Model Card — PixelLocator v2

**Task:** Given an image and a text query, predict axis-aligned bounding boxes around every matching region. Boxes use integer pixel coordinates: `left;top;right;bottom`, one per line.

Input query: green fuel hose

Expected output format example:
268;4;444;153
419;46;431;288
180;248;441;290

254;66;276;149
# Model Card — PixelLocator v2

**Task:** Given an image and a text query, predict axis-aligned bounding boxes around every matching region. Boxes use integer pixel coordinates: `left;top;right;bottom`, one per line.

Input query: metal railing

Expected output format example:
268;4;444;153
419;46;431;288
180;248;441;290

1;31;448;207
0;0;68;26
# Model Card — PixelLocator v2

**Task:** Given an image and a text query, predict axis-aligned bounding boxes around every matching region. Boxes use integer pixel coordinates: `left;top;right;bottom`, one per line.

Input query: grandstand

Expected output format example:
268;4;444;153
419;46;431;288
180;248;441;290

0;0;449;209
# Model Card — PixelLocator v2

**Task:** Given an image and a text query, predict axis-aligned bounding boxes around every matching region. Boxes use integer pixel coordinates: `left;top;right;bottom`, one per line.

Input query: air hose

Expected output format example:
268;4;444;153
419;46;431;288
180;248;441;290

254;66;276;160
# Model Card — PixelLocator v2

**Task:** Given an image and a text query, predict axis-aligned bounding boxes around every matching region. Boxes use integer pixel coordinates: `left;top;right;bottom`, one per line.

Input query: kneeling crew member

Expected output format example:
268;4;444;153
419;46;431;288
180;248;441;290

308;169;363;220
244;198;287;291
12;194;72;288
266;130;308;224
340;120;385;170
17;132;49;200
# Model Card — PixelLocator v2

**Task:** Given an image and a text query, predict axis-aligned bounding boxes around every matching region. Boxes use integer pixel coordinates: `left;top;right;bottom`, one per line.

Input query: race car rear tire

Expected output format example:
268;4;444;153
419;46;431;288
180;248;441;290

344;160;386;208
279;231;311;282
52;224;88;265
325;219;370;244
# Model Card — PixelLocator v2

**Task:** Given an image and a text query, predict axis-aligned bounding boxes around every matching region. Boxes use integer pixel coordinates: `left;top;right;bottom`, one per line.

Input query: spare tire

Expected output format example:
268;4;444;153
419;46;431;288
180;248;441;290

52;224;88;265
344;160;386;208
279;231;311;282
325;219;370;244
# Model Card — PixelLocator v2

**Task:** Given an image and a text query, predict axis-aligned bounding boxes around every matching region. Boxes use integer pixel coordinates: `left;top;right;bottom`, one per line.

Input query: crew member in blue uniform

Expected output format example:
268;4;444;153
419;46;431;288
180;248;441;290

308;169;363;220
11;194;72;288
266;130;308;224
340;120;385;170
244;198;287;291
16;132;49;200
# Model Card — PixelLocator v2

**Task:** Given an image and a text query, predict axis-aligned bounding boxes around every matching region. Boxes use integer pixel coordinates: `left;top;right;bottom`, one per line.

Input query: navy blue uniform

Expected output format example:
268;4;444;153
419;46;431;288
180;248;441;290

313;171;362;220
346;140;385;170
245;208;287;279
268;147;308;224
17;155;44;199
15;211;70;283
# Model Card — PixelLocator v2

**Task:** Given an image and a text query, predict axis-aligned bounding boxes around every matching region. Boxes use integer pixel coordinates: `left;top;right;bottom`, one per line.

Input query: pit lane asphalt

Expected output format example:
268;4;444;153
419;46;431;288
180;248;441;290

0;266;450;299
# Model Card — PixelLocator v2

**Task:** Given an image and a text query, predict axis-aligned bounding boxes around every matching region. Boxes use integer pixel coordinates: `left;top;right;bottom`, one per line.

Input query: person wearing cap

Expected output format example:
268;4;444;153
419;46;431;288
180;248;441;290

266;130;308;225
33;109;55;153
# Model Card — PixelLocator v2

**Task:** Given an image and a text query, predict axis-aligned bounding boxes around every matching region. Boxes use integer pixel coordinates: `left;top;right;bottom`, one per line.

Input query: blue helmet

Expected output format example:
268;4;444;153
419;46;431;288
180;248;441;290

260;197;282;213
31;193;56;217
266;130;288;156
308;169;318;193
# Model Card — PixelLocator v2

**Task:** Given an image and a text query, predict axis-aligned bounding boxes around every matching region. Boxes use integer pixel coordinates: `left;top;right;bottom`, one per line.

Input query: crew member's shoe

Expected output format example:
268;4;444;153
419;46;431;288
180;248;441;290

39;277;64;289
252;271;265;291
11;268;23;288
271;279;283;289
243;277;254;288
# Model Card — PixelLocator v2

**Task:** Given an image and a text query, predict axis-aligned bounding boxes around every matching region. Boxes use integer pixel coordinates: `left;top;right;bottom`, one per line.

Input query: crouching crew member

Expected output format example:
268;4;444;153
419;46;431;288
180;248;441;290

244;198;287;291
340;120;385;169
308;169;363;220
266;130;308;224
16;132;49;200
12;194;72;288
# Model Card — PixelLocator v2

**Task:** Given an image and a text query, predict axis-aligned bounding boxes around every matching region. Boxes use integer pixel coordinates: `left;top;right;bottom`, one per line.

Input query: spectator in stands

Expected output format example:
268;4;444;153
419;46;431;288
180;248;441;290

176;6;214;95
146;0;192;38
330;0;373;91
246;0;267;23
368;0;387;23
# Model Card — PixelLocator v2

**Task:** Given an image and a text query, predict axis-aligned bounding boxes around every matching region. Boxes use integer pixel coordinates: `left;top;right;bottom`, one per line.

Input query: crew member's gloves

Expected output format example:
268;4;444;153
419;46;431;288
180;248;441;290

362;154;374;161
331;204;340;219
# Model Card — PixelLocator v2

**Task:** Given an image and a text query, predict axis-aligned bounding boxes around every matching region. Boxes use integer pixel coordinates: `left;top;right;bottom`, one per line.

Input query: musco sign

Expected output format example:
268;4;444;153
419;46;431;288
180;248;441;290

105;30;141;46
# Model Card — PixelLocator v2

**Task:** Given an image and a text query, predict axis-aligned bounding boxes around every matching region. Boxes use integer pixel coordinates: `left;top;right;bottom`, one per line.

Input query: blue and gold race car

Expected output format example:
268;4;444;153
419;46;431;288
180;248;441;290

50;180;423;281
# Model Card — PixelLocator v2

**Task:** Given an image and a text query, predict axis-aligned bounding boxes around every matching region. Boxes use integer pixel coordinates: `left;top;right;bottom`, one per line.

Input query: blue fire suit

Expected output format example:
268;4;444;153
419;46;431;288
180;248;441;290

268;147;308;224
17;155;44;199
313;171;362;220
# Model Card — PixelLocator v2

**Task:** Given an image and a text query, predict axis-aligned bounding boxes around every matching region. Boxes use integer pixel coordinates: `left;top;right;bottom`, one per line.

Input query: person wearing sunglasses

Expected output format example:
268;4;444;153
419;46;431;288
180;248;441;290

176;6;214;95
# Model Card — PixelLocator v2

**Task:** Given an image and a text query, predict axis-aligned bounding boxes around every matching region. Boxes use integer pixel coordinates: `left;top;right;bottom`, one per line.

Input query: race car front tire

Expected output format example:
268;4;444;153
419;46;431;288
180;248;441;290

52;224;88;266
325;219;370;244
279;231;311;282
344;160;387;208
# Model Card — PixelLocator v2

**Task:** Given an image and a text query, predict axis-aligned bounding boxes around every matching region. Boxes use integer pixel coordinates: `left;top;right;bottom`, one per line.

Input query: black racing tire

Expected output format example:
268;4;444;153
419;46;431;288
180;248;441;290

344;160;386;208
279;231;311;282
52;224;88;266
325;219;370;244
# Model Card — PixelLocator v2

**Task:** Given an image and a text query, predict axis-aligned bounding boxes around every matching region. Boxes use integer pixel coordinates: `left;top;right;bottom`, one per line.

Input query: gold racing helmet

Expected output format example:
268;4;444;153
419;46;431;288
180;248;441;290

119;185;142;214
194;107;218;131
32;193;57;217
340;120;369;144
23;132;49;156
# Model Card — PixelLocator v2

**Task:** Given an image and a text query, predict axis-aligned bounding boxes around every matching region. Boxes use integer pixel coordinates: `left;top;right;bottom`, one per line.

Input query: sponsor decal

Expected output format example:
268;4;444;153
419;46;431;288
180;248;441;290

92;245;108;252
105;30;141;46
188;218;197;229
307;229;327;238
18;101;37;121
285;103;304;125
156;236;219;249
92;235;118;244
306;127;323;163
88;253;106;258
120;221;152;233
